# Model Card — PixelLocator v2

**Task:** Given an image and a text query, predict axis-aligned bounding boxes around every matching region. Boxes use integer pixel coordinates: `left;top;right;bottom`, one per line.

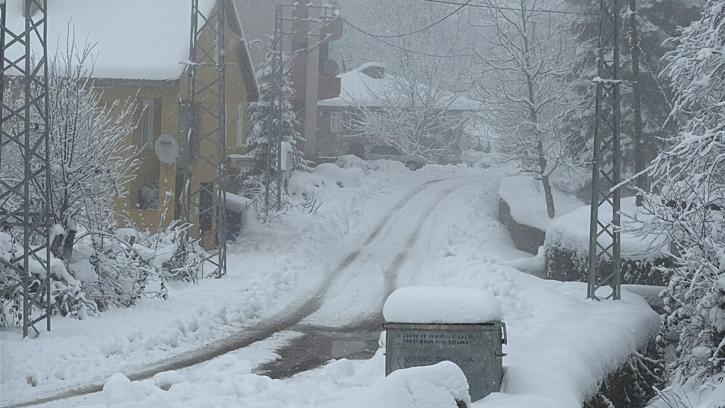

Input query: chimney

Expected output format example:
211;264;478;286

21;0;41;17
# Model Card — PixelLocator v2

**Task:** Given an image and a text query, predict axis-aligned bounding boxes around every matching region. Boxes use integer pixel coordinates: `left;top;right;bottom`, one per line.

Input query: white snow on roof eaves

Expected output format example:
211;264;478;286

3;0;217;81
319;62;482;111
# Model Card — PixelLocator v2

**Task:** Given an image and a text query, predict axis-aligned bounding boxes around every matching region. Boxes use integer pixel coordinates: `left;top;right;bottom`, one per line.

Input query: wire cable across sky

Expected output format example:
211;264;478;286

367;0;474;38
341;16;475;59
423;0;597;16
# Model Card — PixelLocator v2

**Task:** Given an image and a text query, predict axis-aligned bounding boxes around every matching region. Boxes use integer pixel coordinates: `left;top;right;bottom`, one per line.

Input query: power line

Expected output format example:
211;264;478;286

341;17;474;59
423;0;597;16
369;0;473;38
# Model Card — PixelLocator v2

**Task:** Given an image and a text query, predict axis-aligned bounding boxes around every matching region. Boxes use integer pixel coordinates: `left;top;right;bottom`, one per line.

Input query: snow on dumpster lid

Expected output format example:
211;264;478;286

383;287;502;324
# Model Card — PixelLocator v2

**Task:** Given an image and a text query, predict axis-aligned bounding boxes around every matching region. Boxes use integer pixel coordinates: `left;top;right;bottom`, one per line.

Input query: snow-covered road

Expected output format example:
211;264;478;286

2;160;660;408
258;176;492;378
2;163;490;406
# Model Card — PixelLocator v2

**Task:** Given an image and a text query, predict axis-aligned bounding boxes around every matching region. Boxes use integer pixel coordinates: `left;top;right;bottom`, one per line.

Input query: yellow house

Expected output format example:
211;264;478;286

37;0;259;235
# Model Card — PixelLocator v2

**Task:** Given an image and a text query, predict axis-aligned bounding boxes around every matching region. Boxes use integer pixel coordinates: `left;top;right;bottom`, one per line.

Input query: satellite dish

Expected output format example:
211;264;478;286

155;134;179;164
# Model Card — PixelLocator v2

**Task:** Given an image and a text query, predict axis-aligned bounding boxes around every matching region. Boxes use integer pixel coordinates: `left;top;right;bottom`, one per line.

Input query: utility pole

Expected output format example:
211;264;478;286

0;0;53;337
184;0;228;278
587;0;622;300
275;5;284;212
628;0;647;207
265;2;340;213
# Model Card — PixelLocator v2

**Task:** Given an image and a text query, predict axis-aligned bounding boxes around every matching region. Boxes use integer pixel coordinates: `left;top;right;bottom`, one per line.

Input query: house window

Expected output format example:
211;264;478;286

236;104;245;149
141;98;160;145
330;111;343;134
136;98;162;210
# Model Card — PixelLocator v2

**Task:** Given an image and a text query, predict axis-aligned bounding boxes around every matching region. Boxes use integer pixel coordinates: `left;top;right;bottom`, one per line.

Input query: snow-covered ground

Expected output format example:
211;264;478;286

0;159;482;405
497;175;585;232
3;159;660;407
546;196;670;261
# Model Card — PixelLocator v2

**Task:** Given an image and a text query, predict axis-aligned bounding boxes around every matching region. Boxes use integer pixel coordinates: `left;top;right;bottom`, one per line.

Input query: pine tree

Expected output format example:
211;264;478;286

560;0;700;184
244;42;303;217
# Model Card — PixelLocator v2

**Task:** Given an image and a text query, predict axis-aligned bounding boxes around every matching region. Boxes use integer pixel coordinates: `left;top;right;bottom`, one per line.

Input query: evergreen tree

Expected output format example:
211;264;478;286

560;0;700;185
244;42;303;217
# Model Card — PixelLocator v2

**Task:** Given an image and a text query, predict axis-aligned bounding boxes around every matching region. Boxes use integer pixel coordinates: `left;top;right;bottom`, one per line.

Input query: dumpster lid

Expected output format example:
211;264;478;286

383;286;502;324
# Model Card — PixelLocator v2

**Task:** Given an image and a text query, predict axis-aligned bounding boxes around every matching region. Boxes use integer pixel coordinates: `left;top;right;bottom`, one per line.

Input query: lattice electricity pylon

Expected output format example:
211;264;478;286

587;0;622;300
181;0;227;278
264;2;340;215
0;0;53;337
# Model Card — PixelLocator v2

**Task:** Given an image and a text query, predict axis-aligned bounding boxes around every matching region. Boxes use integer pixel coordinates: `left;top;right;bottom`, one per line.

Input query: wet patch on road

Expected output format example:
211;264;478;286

256;322;382;379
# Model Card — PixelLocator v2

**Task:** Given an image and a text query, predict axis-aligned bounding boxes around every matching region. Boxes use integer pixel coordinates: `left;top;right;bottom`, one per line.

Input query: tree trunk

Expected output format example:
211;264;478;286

542;175;556;219
629;0;649;206
62;228;76;263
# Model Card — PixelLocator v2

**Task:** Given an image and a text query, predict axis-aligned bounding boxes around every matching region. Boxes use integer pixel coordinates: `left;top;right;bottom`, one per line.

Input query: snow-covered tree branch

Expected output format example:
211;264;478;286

474;0;571;218
641;0;725;381
347;56;477;165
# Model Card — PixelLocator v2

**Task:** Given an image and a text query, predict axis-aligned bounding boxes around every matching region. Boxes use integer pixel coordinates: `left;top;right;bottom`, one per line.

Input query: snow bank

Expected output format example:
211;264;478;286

323;361;471;408
90;350;469;408
288;162;365;197
391;176;661;407
498;176;585;231
383;286;502;323
545;196;669;260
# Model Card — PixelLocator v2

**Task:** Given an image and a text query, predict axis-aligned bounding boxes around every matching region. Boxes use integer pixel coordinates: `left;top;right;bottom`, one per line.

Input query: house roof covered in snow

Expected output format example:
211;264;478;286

3;0;258;98
318;62;480;111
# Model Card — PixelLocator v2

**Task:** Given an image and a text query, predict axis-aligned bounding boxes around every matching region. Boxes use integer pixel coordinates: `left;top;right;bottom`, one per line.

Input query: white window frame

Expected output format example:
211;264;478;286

141;99;155;145
330;111;343;134
236;104;245;149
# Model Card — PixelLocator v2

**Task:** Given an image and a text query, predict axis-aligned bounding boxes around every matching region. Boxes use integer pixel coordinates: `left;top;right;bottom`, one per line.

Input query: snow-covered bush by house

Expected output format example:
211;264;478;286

0;41;207;325
0;42;140;263
72;222;207;313
0;229;99;325
0;41;146;325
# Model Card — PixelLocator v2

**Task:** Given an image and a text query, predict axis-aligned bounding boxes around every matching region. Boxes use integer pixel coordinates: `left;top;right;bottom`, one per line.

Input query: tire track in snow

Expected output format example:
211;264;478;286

4;178;454;408
258;177;486;378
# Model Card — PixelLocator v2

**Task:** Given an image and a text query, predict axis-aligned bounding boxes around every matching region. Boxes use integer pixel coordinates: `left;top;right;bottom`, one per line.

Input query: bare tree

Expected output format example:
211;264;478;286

1;40;140;262
348;58;477;165
474;0;570;218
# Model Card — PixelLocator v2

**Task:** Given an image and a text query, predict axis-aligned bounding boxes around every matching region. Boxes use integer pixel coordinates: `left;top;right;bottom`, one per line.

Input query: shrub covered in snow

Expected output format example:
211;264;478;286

584;342;665;408
0;220;207;327
543;197;670;285
640;0;725;389
0;41;164;325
